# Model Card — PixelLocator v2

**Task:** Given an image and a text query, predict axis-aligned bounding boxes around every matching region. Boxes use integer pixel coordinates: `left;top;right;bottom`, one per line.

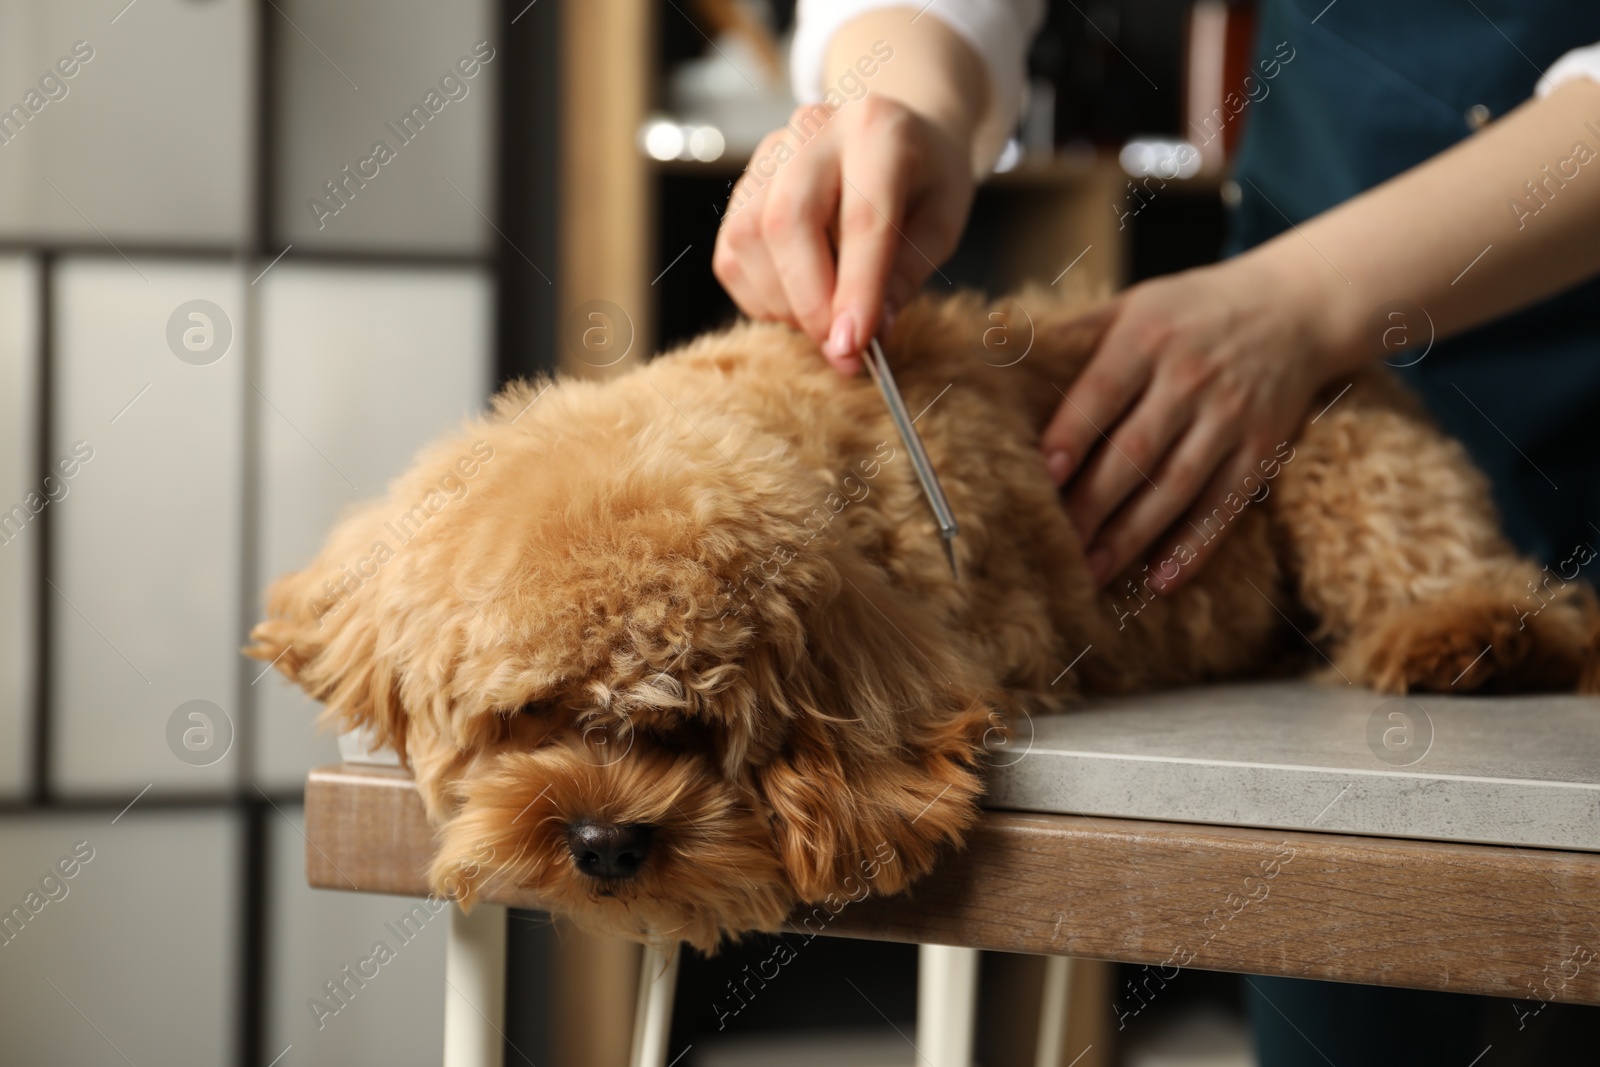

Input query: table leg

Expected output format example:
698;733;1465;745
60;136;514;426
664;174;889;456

628;944;681;1067
443;903;507;1067
918;943;980;1067
1034;955;1074;1067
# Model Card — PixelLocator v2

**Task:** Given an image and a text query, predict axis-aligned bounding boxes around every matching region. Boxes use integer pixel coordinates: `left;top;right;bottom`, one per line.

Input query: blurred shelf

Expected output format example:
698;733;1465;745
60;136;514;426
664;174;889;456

645;147;1113;185
645;146;1225;193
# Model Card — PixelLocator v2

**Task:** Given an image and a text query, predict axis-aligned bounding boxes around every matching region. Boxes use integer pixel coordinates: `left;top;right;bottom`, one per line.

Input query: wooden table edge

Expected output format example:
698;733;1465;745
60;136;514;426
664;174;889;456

303;763;1600;1007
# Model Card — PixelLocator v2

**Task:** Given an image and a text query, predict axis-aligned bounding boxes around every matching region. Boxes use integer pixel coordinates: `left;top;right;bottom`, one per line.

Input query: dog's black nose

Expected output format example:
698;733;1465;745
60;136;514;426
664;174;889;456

567;820;655;879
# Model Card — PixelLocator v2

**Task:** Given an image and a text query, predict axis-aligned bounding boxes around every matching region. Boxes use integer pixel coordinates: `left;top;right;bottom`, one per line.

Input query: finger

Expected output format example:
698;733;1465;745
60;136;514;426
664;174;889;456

1142;445;1268;594
713;202;795;325
880;194;961;311
829;132;912;372
1039;306;1152;487
713;131;806;324
1080;411;1236;587
877;244;934;320
883;260;922;313
760;146;842;343
1060;372;1198;549
717;237;795;325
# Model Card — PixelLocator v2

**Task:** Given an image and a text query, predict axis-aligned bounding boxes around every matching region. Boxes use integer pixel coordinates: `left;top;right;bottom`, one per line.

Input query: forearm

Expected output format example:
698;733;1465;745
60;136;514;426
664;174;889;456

1248;78;1600;375
823;9;991;172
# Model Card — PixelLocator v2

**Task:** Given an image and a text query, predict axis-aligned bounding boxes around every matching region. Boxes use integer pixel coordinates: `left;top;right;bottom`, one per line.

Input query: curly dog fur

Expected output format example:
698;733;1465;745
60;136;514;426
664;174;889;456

249;289;1599;950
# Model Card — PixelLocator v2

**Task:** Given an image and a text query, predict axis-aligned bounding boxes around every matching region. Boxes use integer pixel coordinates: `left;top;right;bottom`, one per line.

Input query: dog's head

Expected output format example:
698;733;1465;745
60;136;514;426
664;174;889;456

249;323;996;949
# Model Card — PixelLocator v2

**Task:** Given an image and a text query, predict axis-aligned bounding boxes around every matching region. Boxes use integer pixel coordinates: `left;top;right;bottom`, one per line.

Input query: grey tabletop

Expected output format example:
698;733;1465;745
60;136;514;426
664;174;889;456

985;681;1600;852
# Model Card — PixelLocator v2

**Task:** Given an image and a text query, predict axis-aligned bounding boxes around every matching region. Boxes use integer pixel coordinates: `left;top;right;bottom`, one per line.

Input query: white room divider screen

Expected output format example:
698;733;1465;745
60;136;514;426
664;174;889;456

0;2;520;1064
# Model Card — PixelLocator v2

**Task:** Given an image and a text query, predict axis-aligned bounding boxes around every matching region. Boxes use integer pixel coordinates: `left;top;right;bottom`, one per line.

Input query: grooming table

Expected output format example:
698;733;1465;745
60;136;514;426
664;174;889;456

302;682;1600;1065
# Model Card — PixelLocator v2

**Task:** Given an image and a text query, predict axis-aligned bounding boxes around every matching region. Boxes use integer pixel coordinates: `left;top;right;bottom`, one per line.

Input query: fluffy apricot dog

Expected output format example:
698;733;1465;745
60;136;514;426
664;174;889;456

250;290;1598;950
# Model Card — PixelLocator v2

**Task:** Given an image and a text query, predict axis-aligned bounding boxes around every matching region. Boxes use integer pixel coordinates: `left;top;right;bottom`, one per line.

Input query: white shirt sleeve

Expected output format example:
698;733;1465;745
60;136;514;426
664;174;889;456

791;0;1046;173
1536;41;1600;97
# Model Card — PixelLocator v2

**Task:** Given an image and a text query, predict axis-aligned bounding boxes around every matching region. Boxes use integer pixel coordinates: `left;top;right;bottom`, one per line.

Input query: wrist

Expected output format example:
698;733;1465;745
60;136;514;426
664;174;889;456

1237;235;1373;380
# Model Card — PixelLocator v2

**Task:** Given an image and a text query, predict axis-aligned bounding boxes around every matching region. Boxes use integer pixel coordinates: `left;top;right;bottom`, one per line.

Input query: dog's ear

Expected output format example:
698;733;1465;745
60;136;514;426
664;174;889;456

247;486;504;820
750;558;997;901
756;697;991;901
246;499;411;759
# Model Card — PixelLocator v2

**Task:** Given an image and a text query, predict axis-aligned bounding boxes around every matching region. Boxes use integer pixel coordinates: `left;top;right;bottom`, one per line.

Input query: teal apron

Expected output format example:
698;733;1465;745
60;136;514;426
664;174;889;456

1227;3;1600;1063
1228;0;1600;567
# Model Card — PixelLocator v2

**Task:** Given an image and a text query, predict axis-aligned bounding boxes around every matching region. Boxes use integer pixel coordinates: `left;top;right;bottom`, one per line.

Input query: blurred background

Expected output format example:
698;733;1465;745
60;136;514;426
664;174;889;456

0;1;1256;1064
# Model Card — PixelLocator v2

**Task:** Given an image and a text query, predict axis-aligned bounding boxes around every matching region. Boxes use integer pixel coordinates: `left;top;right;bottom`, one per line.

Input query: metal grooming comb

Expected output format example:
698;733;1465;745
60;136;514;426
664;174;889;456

861;335;960;579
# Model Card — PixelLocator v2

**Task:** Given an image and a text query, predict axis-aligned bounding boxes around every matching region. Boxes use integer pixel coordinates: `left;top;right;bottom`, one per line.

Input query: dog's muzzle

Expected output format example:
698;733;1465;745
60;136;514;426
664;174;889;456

566;820;656;879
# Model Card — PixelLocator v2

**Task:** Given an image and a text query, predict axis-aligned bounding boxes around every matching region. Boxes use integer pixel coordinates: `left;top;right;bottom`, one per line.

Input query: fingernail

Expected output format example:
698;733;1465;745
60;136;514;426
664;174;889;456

1046;450;1071;486
1086;548;1112;586
824;312;857;360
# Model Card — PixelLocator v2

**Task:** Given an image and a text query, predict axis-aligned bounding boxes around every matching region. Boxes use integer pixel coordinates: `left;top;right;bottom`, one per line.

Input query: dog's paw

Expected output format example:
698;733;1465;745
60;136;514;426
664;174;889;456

1346;592;1534;694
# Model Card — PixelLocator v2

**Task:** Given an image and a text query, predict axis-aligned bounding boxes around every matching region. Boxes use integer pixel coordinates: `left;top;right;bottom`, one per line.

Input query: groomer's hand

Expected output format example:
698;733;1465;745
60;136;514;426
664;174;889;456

1041;248;1350;592
1047;77;1600;592
713;99;973;375
713;8;992;376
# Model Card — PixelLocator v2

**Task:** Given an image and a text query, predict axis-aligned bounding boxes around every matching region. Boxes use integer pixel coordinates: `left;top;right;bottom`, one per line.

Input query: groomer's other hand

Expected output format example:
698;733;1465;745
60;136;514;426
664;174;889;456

1041;77;1600;593
713;7;992;376
1040;249;1348;592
